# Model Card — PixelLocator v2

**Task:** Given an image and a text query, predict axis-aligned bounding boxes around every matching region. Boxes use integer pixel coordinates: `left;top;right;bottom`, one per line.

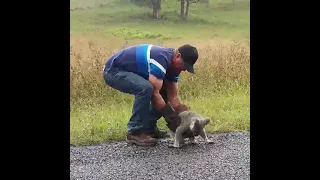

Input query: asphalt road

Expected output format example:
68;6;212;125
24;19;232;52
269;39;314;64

70;132;250;180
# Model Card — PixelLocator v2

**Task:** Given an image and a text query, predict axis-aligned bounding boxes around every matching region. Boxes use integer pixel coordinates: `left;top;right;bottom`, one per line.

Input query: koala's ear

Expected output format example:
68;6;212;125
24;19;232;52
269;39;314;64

203;118;210;125
190;117;199;122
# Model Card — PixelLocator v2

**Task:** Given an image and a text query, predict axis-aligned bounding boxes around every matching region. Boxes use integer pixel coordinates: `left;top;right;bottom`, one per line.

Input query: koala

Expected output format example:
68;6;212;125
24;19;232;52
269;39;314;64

169;110;214;148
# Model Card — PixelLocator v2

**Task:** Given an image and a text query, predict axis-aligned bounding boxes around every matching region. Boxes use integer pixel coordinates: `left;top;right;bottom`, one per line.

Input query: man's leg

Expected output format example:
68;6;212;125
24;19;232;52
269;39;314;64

103;69;157;145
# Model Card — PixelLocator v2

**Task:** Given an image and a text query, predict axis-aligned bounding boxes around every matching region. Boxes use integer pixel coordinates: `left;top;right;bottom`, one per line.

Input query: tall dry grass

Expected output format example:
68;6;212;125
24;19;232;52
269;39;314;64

70;40;250;107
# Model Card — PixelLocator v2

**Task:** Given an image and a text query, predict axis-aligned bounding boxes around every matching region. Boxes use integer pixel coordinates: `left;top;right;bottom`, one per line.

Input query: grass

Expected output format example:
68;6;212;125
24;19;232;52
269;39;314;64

70;0;250;146
70;0;250;40
71;87;249;146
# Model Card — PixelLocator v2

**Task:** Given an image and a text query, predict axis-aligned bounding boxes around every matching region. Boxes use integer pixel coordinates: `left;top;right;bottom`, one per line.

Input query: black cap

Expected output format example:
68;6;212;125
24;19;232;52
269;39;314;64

178;44;198;74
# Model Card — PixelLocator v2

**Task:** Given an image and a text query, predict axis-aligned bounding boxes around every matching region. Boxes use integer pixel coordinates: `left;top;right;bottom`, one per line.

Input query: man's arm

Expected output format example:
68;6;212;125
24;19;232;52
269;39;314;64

150;75;183;133
166;81;182;109
149;74;166;111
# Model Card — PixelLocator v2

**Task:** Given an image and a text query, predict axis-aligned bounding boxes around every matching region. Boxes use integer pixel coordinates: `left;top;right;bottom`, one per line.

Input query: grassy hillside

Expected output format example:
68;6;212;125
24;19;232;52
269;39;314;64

70;0;250;40
70;0;250;145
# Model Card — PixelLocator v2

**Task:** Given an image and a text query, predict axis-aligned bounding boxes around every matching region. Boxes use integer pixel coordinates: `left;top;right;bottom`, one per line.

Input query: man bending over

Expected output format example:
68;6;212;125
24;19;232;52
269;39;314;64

103;44;198;146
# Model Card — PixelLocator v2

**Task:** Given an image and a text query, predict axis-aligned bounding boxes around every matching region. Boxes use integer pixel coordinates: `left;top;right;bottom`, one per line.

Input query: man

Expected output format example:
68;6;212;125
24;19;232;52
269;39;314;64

102;44;198;146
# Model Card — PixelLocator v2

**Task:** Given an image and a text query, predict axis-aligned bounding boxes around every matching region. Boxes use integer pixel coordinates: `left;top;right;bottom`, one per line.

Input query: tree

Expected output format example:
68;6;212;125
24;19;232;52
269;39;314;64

178;0;202;21
180;0;185;20
151;0;161;19
128;0;162;18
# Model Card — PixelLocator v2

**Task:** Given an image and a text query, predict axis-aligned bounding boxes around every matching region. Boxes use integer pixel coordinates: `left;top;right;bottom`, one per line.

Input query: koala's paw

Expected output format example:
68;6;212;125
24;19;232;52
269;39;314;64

168;143;183;148
189;139;197;144
205;139;214;144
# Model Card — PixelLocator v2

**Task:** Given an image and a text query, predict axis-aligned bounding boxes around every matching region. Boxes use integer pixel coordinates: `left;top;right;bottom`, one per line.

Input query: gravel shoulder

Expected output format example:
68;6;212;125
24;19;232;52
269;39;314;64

70;132;250;180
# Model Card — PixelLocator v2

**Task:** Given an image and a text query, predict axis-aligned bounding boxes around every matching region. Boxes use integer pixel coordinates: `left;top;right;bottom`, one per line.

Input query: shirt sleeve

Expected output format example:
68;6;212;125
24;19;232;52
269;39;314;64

148;46;174;80
165;71;181;83
149;59;167;80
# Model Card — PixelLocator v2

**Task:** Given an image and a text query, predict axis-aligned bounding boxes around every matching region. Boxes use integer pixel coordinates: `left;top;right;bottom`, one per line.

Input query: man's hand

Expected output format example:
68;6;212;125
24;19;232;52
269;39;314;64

174;104;190;113
160;103;182;132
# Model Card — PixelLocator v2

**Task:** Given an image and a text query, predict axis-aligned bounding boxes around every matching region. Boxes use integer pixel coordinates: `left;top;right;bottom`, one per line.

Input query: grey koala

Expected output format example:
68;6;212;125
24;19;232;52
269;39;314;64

169;111;214;148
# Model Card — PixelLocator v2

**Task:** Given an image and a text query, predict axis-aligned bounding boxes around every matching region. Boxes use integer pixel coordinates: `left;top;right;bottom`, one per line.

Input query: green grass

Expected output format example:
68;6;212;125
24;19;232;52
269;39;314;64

70;86;249;146
70;0;250;145
70;0;250;40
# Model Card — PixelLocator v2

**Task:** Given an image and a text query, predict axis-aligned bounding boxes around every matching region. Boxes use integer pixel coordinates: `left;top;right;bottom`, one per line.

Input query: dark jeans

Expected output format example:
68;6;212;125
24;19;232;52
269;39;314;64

103;67;167;133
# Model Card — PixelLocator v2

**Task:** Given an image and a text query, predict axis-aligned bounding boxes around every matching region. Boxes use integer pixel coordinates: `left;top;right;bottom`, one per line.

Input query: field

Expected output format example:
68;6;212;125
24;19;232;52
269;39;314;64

70;0;250;146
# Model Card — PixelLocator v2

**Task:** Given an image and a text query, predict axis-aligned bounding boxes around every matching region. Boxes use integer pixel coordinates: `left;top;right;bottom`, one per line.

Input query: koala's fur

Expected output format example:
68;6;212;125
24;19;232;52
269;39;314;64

165;104;194;137
168;109;214;148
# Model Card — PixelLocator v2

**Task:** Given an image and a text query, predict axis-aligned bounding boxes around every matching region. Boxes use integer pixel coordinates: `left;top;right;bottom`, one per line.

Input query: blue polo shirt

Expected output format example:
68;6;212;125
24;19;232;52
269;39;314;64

104;44;180;82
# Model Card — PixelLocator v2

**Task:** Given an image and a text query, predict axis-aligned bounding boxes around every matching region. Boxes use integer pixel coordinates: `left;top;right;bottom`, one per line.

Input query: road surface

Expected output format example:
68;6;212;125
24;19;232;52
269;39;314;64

70;132;250;180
